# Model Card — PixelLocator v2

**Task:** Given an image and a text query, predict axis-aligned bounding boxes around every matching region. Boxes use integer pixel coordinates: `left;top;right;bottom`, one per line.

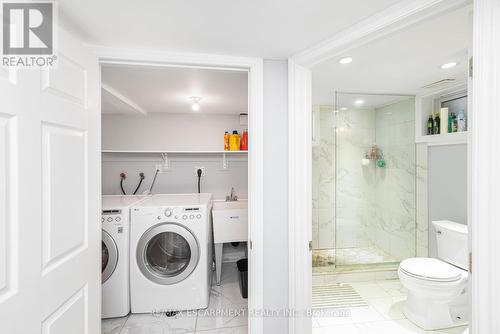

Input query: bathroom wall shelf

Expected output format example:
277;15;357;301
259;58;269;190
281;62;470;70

416;132;468;146
415;81;469;146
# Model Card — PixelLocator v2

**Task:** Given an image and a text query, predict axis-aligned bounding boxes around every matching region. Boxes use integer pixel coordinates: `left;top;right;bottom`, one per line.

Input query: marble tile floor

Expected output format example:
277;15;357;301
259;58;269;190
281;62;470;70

312;279;469;334
102;262;247;334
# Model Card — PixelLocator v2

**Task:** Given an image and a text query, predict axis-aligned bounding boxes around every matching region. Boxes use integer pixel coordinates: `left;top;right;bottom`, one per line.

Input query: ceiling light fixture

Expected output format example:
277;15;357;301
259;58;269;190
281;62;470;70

340;107;348;111
354;99;365;106
441;62;457;69
189;96;202;111
338;57;353;65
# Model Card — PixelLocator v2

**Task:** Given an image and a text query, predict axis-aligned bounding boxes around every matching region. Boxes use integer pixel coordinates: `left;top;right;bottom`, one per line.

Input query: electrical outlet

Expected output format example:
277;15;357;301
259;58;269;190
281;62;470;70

194;167;206;176
156;163;170;173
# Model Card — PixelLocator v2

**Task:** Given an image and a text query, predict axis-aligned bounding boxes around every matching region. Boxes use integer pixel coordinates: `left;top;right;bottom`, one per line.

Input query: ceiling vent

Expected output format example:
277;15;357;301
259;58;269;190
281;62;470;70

421;79;456;89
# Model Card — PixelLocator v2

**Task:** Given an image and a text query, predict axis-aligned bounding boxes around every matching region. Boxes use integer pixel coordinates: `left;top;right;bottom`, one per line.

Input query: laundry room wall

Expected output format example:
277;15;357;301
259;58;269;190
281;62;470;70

101;113;248;199
101;153;248;199
102;113;246;151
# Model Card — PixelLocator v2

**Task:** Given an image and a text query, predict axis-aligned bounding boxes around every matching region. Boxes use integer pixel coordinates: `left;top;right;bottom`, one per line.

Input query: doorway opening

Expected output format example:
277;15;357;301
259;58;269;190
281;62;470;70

96;55;263;334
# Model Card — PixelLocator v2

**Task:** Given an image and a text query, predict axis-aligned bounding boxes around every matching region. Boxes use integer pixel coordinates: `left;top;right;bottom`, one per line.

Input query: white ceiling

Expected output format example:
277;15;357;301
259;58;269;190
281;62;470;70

335;94;411;111
312;5;473;107
101;65;248;115
59;0;401;58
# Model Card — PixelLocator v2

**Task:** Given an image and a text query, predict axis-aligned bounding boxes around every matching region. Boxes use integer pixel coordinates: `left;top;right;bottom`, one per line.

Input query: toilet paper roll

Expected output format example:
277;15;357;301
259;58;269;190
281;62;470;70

440;108;448;134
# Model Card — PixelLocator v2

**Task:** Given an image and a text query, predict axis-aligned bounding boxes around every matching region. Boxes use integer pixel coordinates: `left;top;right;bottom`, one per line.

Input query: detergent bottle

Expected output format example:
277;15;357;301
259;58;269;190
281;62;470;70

241;129;248;151
224;131;230;151
229;131;240;151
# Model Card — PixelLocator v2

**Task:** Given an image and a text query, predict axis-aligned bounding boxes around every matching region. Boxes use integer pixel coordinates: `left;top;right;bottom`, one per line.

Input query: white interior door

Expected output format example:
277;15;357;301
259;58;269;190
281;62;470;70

0;27;100;334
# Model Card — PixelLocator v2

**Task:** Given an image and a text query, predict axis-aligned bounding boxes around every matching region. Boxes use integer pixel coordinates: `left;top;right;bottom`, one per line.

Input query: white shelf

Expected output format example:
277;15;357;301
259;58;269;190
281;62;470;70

101;150;247;170
415;81;469;146
101;150;248;154
416;131;468;146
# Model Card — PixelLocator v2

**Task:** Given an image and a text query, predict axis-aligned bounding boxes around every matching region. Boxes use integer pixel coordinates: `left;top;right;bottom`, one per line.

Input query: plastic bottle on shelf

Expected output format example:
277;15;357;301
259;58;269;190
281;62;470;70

448;112;454;133
241;129;248;151
427;115;434;135
434;112;441;134
452;112;458;133
224;131;230;151
229;131;241;151
457;109;467;132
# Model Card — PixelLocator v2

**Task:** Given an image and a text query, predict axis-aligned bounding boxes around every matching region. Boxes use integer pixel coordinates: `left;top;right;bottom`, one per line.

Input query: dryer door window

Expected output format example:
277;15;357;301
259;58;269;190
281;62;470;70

137;223;199;285
102;230;118;283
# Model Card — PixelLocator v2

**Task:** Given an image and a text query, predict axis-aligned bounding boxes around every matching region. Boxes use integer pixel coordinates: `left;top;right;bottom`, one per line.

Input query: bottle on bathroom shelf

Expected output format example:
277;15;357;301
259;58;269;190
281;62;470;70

457;109;467;132
433;112;440;134
427;115;434;135
452;112;458;133
229;130;241;151
448;112;453;133
224;131;230;151
440;108;448;134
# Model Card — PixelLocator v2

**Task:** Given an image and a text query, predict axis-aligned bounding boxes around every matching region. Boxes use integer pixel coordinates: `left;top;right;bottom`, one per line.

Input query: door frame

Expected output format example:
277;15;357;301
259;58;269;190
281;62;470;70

287;0;500;333
93;47;264;333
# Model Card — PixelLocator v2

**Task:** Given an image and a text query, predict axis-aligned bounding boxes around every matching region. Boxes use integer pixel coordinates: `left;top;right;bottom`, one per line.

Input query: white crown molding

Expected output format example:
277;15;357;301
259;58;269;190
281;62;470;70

90;45;260;70
292;0;472;67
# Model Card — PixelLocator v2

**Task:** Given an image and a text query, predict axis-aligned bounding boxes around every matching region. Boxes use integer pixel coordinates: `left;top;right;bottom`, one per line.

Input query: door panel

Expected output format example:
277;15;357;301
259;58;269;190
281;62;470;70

0;113;15;300
41;53;87;107
41;123;87;272
0;27;100;334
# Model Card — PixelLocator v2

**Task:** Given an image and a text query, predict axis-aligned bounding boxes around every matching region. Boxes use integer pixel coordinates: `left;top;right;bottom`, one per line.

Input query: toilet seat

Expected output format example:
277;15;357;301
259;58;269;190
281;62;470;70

400;258;464;282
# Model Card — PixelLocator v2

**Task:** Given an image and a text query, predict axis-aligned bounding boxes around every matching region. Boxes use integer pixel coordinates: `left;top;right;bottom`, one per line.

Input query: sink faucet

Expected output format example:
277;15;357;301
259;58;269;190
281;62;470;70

226;187;238;202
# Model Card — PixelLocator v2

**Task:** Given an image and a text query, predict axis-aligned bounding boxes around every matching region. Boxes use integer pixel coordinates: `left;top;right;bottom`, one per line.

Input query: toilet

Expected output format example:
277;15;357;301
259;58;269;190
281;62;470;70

398;220;468;330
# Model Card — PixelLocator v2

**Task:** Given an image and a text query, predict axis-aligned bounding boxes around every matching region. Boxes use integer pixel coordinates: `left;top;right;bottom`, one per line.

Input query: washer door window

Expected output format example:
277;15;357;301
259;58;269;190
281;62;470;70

137;223;199;285
102;230;118;284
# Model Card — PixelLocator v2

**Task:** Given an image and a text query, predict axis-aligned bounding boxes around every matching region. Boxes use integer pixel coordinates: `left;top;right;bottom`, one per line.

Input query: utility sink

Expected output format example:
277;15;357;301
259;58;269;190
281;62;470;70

212;199;248;243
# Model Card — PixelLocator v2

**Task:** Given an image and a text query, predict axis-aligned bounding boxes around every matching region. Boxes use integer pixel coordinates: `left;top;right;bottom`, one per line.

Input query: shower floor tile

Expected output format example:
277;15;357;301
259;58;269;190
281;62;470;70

313;246;399;273
335;246;399;266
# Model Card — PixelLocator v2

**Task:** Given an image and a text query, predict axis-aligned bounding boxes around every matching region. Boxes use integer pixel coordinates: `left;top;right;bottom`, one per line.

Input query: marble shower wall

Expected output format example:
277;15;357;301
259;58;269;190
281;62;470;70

335;107;377;249
312;105;378;251
312;106;336;250
312;98;420;263
371;98;417;261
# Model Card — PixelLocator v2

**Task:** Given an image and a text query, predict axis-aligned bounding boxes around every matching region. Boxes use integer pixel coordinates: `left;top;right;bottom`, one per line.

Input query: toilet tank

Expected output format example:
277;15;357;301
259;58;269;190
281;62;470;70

432;220;469;270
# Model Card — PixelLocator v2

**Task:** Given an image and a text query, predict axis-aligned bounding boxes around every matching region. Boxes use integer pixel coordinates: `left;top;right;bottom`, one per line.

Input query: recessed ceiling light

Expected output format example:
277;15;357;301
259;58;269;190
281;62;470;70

354;99;364;106
441;62;457;69
333;110;339;113
338;57;353;65
189;96;202;111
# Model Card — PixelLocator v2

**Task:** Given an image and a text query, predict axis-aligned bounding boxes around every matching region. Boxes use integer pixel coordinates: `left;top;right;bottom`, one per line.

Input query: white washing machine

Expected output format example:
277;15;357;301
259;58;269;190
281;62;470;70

130;193;213;313
101;195;149;319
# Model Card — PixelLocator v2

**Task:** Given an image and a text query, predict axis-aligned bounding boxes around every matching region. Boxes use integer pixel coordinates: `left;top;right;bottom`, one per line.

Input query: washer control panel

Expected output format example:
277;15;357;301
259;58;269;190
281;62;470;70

102;209;124;224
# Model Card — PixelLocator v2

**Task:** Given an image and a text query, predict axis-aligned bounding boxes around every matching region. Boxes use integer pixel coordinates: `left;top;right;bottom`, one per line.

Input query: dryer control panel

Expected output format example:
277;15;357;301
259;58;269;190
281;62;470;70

157;206;205;221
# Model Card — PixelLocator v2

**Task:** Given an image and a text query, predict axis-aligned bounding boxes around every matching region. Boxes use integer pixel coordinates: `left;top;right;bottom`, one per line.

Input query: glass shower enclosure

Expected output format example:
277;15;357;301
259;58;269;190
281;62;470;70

312;92;417;271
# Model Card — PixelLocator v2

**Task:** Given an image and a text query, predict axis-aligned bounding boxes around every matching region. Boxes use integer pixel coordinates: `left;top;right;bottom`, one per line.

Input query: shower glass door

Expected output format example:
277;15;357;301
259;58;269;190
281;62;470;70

312;92;417;270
